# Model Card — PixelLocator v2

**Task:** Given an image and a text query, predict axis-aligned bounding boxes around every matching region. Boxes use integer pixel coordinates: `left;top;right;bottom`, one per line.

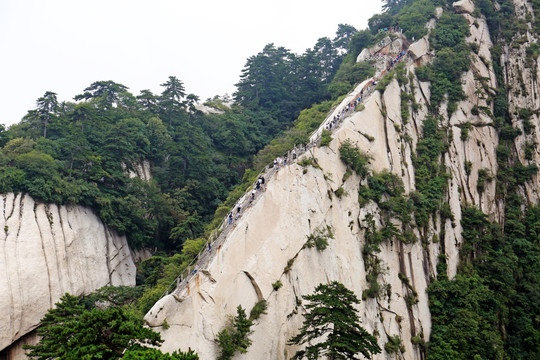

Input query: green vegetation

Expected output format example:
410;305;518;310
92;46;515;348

385;335;405;354
476;168;493;192
370;0;436;39
477;0;517;41
298;156;321;170
423;11;540;355
305;226;334;251
1;82;265;251
412;116;448;228
284;257;296;274
136;238;207;314
23;293;192;360
320;129;333;147
122;348;199;359
288;281;381;359
339;139;372;177
376;67;396;92
249;300;268;320
418;10;471;115
272;280;283;291
334;187;345;198
251;100;332;170
459;122;472;141
1;25;371;350
401;90;414;123
464;160;472;176
215;306;253;360
12;3;540;359
332;61;375;98
0;22;359;253
361;213;385;299
428;205;540;359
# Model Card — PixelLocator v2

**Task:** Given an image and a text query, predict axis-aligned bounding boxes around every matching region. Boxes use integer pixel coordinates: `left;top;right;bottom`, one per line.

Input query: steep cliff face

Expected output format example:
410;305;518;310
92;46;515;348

145;1;539;359
146;84;436;359
0;193;137;353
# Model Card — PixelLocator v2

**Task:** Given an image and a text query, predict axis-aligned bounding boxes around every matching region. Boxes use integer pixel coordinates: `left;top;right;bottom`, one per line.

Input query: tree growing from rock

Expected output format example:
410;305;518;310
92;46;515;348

23;293;167;359
215;305;253;360
288;281;381;359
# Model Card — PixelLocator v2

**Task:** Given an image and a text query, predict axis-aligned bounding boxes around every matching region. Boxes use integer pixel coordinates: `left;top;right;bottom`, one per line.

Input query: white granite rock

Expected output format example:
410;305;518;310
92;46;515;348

144;8;532;357
408;37;430;61
0;194;136;352
453;0;475;14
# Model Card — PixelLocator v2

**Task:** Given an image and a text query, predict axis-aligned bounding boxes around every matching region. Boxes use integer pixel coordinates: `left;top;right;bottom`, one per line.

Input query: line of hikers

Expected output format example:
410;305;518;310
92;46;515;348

227;175;267;226
179;41;413;295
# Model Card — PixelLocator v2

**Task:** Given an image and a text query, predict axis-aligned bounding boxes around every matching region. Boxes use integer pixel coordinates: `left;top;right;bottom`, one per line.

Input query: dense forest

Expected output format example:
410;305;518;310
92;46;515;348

0;23;362;252
3;0;540;359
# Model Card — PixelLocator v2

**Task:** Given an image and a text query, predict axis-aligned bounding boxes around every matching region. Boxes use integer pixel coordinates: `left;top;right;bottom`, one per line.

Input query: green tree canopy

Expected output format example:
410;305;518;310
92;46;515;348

74;80;129;109
122;347;199;360
288;281;381;360
24;293;163;359
215;305;253;360
36;91;59;138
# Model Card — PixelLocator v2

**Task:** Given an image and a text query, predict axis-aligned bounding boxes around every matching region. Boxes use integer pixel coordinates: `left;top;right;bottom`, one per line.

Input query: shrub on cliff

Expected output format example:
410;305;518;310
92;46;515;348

339;139;372;177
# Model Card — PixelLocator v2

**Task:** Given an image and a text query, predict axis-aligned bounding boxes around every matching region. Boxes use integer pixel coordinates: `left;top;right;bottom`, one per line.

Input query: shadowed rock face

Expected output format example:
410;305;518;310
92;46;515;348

0;193;136;352
145;2;540;358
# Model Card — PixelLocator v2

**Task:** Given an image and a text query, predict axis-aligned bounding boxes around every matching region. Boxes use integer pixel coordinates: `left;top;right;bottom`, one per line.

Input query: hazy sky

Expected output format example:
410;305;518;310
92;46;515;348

0;0;383;127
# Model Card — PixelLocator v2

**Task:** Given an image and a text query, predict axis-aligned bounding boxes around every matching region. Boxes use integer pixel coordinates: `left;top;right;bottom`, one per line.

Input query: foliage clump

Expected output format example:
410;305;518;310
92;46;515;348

339;139;372;177
412;116;449;228
122;348;199;359
334;187;345;198
272;280;283;291
288;281;381;360
415;9;471;115
319;129;333;147
305;225;334;251
215;305;253;360
249;300;268;320
23;292;194;360
385;335;405;354
298;156;321;169
428;204;540;359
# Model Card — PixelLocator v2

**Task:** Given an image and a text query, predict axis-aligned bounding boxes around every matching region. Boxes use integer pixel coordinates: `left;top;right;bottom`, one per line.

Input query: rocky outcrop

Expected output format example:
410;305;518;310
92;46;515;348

194;103;226;115
146;84;435;359
0;193;136;353
453;0;475;14
499;0;540;203
408;36;430;63
357;35;406;62
125;160;152;181
143;5;527;359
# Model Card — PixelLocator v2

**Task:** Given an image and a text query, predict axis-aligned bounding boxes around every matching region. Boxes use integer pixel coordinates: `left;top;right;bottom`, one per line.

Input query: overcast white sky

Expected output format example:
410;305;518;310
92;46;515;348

0;0;383;127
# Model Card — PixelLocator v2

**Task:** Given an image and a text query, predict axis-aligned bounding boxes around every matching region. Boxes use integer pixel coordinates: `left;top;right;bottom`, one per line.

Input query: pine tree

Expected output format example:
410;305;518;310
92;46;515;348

215;305;253;360
23;293;85;360
288;281;381;360
24;293;163;359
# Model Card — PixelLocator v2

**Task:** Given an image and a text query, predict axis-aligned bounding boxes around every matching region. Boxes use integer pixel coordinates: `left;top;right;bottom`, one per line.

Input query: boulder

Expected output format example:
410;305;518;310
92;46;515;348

389;37;404;54
356;48;372;62
453;0;475;14
408;36;430;61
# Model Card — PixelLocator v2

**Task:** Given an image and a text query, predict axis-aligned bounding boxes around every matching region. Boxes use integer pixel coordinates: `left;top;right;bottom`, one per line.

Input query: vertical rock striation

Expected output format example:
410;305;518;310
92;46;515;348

0;193;136;353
